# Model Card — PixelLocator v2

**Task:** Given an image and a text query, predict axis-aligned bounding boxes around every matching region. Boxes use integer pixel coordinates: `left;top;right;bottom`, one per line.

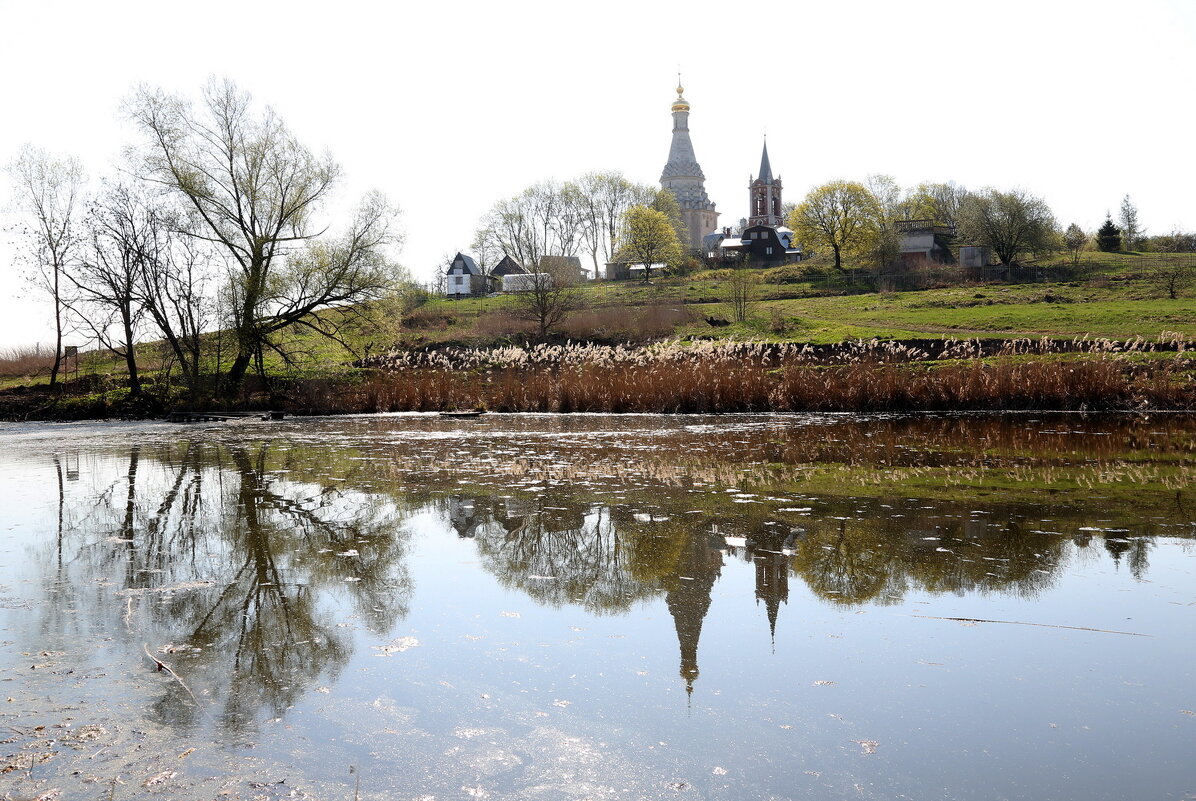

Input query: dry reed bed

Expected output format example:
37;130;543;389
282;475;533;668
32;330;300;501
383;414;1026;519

357;333;1190;372
0;344;58;378
300;343;1196;414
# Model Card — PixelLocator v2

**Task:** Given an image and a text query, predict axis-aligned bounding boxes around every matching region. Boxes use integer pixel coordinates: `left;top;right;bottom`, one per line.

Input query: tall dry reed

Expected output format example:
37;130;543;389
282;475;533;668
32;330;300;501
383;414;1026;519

306;340;1194;415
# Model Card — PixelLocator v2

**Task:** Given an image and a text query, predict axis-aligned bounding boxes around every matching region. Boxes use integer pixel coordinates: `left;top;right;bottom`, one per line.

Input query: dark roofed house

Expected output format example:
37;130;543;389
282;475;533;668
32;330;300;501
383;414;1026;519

444;252;494;298
490;255;526;277
705;225;800;268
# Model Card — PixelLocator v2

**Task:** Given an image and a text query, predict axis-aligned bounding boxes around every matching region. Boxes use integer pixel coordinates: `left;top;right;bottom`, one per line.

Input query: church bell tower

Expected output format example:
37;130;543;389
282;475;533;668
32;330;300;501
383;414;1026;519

748;138;783;228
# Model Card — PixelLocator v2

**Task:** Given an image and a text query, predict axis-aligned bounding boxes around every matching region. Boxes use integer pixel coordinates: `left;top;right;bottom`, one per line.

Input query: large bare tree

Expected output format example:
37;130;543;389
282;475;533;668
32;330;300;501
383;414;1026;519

72;182;155;396
509;257;585;340
6;145;85;387
127;79;402;389
473;180;586;273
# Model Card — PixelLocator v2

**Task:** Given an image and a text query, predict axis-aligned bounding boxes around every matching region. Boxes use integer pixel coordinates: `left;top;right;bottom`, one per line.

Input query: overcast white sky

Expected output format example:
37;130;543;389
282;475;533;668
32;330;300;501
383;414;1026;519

2;0;1194;348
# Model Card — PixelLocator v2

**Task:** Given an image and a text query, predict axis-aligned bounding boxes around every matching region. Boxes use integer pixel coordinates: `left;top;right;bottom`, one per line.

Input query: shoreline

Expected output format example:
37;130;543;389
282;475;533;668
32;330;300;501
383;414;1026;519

3;354;1193;422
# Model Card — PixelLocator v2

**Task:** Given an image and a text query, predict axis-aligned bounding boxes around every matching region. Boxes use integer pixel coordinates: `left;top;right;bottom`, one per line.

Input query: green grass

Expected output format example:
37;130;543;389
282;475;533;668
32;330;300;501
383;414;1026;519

6;252;1193;389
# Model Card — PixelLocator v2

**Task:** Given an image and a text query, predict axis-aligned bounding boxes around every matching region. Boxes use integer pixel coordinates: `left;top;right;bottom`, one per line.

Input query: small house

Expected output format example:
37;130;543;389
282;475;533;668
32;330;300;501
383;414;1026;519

896;220;955;266
503;272;552;292
490;255;528;292
959;245;991;268
490;255;526;278
704;225;800;267
444;253;493;298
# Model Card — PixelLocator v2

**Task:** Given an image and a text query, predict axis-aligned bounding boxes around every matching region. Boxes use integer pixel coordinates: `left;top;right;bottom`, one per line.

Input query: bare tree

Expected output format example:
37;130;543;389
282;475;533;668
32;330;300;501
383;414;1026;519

71;181;155;395
6;145;85;387
138;226;215;398
724;267;759;323
127;79;402;390
509;257;585;340
1156;234;1192;299
475;180;584;273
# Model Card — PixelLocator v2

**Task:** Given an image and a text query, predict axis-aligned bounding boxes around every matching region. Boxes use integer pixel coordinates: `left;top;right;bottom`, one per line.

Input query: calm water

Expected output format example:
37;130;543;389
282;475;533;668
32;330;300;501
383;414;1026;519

0;413;1193;800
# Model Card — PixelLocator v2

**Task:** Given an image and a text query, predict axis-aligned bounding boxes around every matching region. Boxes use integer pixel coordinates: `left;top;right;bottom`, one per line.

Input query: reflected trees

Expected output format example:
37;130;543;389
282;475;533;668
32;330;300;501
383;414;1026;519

464;497;655;615
34;441;414;734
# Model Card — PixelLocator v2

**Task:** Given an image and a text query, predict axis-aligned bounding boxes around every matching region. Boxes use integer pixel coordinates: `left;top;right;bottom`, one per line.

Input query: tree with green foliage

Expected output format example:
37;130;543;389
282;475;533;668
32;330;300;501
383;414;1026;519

903;181;970;230
957;188;1058;266
618;206;682;283
1062;223;1087;267
1119;195;1141;251
865;174;903;269
786;180;881;270
650;188;688;249
1096;215;1122;252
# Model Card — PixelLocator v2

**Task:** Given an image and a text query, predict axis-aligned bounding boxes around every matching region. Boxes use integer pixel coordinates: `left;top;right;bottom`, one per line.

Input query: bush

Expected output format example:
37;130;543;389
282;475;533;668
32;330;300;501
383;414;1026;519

402;308;460;330
560;304;692;342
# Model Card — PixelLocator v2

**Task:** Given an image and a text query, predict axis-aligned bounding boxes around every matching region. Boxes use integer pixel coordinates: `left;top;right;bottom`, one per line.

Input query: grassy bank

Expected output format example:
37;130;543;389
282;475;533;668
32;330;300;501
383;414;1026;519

3;250;1192;420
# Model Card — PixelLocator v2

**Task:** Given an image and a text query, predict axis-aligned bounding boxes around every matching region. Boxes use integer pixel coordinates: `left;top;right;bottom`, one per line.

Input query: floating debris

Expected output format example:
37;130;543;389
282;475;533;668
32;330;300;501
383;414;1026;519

372;636;420;656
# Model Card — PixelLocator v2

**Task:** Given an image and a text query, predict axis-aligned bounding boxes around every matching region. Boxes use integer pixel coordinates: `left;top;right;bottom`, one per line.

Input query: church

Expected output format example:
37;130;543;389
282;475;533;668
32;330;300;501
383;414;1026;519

659;81;801;267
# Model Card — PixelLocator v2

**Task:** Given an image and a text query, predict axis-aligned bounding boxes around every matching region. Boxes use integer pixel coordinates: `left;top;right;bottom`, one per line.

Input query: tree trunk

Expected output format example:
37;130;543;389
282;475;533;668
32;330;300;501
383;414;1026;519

122;312;141;397
50;272;63;388
227;351;252;390
832;245;842;271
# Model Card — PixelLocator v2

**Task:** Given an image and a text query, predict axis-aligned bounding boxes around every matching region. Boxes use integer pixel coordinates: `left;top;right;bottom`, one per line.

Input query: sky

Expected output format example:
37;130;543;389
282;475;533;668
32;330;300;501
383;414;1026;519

1;0;1194;348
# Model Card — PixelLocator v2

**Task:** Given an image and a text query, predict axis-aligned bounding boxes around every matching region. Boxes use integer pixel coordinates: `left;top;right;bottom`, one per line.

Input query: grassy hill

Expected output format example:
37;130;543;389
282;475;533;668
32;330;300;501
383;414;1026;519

3;250;1193;397
345;250;1194;356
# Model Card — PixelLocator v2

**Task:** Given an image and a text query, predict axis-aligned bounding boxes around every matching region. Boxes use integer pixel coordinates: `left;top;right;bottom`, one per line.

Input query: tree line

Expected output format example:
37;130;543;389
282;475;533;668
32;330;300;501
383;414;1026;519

5;79;405;394
786;178;1163;271
469;173;689;279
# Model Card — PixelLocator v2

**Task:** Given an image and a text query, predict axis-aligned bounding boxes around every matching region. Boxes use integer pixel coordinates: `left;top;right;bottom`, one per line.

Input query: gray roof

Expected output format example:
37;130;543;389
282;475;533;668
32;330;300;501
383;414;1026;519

448;252;482;275
757;140;774;183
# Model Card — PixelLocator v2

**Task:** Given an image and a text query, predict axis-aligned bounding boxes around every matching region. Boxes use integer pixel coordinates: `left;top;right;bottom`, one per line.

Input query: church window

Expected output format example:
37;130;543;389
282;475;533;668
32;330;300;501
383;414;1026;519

765;247;773;255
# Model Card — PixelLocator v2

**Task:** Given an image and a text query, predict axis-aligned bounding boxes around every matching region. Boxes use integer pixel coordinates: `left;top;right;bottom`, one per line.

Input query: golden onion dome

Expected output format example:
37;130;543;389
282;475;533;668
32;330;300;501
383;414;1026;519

671;84;689;112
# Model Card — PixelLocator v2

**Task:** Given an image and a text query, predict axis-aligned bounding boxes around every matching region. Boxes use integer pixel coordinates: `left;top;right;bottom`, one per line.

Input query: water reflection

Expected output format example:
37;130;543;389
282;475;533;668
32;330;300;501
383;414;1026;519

7;412;1194;793
31;441;414;735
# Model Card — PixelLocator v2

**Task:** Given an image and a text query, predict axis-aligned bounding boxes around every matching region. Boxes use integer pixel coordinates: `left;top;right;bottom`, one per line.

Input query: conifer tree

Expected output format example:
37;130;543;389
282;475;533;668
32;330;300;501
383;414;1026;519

1096;215;1122;252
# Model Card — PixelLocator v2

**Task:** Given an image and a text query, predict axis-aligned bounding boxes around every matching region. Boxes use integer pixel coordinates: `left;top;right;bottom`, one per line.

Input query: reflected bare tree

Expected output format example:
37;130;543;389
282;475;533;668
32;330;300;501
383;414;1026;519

31;441;414;735
463;496;655;615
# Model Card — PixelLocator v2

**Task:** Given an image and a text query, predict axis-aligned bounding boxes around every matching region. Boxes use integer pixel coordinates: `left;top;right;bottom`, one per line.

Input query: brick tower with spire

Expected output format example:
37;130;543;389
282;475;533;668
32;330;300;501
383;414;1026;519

748;138;783;228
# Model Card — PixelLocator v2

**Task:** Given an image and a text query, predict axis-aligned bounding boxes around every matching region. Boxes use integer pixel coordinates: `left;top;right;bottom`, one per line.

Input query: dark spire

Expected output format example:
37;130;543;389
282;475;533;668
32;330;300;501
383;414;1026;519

758;138;774;183
754;548;789;649
665;531;723;701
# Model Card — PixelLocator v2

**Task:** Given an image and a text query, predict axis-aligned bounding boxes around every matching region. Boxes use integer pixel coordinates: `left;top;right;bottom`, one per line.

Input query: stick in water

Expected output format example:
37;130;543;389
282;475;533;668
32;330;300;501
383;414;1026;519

910;615;1148;637
142;643;213;720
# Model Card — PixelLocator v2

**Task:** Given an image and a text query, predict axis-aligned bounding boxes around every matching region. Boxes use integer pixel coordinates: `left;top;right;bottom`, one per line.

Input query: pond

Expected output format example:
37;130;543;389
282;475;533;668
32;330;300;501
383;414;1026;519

1;413;1193;800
